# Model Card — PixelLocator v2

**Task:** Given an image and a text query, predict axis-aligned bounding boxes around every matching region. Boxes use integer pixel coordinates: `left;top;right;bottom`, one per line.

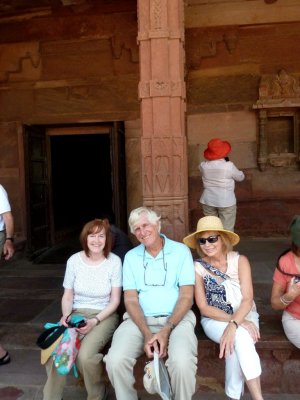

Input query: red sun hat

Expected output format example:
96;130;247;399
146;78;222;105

204;138;231;160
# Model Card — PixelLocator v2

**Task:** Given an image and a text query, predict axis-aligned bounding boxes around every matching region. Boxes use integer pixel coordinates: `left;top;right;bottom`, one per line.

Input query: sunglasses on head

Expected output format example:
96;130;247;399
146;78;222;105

197;234;220;245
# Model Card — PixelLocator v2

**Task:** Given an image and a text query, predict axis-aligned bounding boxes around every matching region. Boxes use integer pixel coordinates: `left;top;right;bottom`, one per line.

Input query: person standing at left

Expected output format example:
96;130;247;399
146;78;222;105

0;183;15;366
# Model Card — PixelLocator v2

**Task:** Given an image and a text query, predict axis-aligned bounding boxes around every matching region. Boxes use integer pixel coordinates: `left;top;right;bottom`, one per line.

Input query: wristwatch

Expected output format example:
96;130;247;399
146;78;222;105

93;316;101;325
229;319;238;329
5;237;14;242
166;320;176;330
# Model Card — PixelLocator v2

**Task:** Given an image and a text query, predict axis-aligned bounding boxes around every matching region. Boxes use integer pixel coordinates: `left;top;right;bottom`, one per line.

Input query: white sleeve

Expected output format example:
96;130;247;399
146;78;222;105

231;163;245;182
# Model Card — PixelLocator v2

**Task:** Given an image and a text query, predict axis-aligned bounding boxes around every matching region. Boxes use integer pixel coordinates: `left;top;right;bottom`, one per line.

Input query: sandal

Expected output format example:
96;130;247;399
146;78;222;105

0;351;10;365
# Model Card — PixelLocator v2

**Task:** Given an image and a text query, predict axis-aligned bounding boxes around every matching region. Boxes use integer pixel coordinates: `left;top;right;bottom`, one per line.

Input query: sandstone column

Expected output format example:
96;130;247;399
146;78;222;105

137;0;188;240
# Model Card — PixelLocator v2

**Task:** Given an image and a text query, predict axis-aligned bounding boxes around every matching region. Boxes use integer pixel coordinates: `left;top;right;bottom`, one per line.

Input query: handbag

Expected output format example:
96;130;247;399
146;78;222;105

36;324;67;365
197;259;258;323
52;326;81;377
36;314;84;376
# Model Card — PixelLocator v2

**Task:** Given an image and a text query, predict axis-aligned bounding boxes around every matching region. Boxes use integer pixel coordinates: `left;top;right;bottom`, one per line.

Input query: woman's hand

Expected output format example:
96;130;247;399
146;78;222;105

75;318;96;335
219;322;237;359
60;315;70;327
286;278;300;300
240;320;260;343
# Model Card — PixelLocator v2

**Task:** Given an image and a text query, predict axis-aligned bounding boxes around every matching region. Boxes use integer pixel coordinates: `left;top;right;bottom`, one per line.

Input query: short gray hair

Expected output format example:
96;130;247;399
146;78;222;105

128;207;161;234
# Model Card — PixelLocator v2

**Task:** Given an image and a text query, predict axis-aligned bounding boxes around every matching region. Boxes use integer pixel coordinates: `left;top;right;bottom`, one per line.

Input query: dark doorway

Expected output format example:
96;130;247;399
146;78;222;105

51;134;112;240
24;122;127;258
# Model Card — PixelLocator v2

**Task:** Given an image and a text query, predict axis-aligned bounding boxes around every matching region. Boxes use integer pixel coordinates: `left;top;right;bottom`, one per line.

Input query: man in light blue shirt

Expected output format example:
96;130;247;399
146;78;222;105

105;207;198;400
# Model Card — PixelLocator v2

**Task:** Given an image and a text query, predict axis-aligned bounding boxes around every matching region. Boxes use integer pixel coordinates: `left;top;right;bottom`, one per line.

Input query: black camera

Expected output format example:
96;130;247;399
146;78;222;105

68;319;86;328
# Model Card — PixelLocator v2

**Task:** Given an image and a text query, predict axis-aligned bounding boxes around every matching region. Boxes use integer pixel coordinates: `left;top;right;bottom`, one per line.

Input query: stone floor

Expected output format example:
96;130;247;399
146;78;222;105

0;237;299;399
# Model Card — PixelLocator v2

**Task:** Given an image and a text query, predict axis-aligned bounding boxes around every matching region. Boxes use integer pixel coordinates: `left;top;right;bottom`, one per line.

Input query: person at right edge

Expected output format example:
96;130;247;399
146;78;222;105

199;138;245;232
271;215;300;348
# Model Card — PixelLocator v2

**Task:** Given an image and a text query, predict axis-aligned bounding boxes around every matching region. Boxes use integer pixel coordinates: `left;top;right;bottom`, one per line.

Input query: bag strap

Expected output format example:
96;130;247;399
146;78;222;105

196;258;230;281
276;263;300;278
36;325;67;349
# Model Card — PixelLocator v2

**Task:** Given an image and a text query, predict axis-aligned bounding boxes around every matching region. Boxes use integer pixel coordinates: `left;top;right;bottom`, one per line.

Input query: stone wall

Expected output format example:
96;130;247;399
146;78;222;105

185;22;300;236
0;3;141;240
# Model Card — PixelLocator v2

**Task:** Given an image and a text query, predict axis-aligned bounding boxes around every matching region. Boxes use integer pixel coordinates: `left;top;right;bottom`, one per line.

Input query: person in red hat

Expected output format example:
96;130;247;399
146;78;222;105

199;138;245;232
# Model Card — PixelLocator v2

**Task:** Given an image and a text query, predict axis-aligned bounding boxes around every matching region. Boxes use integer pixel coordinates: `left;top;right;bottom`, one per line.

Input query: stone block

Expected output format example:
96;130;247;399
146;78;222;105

187;111;257;144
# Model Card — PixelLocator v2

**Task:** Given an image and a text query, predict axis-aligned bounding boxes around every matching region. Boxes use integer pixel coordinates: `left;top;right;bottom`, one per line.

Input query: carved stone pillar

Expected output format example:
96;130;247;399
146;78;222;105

137;0;188;240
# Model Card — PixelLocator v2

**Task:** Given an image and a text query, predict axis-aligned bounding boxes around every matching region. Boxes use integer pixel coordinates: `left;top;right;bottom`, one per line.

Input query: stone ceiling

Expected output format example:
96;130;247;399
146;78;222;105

0;0;133;19
0;0;278;19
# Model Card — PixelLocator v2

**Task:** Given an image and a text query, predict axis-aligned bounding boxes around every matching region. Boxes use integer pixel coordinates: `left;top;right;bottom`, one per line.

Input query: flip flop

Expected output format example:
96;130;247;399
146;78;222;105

0;351;10;365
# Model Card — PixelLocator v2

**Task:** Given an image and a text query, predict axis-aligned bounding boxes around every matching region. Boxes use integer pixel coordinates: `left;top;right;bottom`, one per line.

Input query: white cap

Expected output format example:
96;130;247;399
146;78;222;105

143;352;173;400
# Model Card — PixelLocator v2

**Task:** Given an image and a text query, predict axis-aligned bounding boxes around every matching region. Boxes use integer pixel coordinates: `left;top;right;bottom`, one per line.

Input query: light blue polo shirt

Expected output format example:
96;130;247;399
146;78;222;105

123;234;195;317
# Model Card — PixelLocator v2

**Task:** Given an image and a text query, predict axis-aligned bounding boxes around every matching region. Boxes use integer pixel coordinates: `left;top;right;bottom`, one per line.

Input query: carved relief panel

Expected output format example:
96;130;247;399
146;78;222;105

253;70;300;171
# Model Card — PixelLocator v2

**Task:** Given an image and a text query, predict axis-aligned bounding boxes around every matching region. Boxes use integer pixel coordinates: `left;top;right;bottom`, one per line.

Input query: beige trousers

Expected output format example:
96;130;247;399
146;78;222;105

43;310;119;400
104;310;198;400
201;203;237;232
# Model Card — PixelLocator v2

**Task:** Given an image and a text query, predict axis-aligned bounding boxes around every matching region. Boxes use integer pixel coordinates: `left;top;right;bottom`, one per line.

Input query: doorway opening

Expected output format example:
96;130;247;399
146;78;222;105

24;122;127;259
51;133;112;242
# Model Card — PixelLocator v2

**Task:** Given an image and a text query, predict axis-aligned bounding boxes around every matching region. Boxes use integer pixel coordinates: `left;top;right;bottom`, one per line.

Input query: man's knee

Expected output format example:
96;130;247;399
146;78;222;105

167;352;197;375
104;347;124;374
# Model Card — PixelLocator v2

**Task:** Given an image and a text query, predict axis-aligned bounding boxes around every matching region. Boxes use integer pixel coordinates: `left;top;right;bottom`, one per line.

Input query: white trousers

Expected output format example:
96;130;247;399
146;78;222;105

104;310;198;400
282;310;300;348
201;317;262;399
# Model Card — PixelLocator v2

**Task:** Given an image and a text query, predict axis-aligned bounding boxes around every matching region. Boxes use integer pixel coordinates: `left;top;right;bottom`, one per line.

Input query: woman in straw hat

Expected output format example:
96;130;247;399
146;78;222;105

183;216;264;400
199;138;245;232
271;215;300;348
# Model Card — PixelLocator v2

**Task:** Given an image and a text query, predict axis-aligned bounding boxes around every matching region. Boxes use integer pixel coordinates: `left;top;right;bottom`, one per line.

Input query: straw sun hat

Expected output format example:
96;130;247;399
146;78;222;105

183;216;240;249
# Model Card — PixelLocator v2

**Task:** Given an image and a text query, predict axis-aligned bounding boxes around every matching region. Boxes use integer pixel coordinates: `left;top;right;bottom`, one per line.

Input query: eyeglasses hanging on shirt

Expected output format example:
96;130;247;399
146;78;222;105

143;240;167;286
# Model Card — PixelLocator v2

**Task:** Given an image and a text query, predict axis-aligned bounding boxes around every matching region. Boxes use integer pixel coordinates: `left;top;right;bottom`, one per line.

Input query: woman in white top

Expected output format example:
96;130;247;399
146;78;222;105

183;216;263;400
43;219;122;400
199;138;245;231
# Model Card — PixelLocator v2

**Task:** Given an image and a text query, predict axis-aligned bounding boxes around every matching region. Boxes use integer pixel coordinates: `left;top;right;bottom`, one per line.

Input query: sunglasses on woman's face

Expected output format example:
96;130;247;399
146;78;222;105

197;234;220;246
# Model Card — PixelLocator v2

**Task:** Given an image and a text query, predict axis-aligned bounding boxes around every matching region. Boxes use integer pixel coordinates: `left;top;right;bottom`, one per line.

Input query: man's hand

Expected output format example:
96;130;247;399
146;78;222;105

146;327;170;358
3;240;14;260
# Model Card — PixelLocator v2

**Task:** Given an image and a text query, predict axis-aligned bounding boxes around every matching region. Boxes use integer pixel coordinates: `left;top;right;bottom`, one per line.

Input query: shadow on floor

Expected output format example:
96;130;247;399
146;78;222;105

31;237;81;264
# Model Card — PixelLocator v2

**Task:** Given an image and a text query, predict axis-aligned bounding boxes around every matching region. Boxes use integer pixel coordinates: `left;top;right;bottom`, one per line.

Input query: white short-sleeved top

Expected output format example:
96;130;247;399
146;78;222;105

63;251;122;310
0;185;11;231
